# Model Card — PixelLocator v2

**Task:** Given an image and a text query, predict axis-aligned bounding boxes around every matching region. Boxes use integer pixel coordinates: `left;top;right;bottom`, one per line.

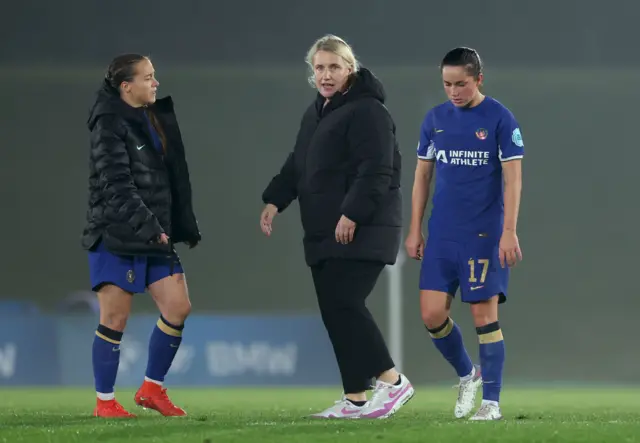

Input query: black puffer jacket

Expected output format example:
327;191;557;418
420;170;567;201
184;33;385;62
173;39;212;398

81;80;201;256
262;67;402;266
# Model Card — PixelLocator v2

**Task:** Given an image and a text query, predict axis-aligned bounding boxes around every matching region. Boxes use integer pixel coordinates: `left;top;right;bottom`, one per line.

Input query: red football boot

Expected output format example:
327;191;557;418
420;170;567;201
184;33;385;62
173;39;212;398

93;398;137;418
134;381;187;417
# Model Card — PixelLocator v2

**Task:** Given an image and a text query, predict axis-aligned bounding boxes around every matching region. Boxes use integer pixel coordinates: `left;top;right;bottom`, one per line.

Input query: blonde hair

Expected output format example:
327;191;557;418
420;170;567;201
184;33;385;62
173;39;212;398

305;34;359;87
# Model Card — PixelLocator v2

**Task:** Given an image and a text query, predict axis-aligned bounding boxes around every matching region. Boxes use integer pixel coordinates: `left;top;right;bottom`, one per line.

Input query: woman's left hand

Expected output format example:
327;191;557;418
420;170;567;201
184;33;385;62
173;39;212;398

335;215;356;244
499;230;522;268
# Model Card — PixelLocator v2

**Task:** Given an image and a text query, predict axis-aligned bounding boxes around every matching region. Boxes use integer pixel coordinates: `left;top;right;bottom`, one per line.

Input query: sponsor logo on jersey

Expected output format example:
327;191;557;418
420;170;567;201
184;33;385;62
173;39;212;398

436;149;490;166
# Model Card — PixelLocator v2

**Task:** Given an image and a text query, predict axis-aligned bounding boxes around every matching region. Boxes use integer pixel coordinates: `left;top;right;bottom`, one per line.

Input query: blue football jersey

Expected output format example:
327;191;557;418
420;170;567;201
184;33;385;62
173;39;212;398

416;96;524;239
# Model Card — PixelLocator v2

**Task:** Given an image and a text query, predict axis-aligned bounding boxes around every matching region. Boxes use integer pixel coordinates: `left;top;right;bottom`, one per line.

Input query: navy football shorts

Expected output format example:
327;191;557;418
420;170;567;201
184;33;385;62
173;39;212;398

88;240;184;294
419;234;508;303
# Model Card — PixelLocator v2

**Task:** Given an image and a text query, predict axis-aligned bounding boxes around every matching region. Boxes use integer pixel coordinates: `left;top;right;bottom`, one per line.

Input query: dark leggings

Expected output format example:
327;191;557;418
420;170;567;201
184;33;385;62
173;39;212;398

311;259;395;394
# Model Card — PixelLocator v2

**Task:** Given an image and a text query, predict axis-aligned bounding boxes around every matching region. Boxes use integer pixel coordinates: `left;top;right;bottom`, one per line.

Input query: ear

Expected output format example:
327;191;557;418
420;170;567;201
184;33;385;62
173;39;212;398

476;73;484;88
120;81;130;93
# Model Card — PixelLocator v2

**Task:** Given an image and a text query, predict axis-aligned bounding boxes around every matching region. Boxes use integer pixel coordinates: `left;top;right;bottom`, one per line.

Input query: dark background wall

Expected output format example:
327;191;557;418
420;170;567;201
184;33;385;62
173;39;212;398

1;0;637;385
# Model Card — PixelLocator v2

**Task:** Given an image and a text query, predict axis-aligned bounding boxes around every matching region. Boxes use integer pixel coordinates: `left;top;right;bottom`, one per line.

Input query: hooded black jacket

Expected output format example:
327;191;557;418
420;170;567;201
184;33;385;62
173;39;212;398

81;80;201;256
262;68;402;266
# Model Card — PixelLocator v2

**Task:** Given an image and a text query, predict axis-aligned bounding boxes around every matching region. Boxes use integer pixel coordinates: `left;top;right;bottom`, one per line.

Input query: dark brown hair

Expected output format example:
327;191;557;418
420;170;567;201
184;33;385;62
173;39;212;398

440;47;483;80
145;110;168;155
106;53;147;89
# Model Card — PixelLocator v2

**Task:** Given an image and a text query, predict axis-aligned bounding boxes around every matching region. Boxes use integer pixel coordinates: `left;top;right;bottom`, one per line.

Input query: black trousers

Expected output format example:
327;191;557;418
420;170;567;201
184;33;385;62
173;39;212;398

311;259;395;394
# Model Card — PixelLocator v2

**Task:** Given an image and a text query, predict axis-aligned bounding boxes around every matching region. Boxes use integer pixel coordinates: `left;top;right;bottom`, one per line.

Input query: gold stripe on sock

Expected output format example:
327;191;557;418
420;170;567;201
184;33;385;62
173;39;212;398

478;329;503;344
157;318;182;337
430;318;455;339
96;331;121;345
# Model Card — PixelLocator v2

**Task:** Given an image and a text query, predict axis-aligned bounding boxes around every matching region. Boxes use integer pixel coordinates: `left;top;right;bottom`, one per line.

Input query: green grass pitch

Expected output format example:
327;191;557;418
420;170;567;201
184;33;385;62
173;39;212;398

0;387;638;442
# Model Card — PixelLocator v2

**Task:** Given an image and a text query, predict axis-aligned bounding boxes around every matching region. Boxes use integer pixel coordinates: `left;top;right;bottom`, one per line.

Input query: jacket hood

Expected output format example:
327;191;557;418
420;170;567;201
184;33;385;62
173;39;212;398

344;67;387;103
87;79;145;131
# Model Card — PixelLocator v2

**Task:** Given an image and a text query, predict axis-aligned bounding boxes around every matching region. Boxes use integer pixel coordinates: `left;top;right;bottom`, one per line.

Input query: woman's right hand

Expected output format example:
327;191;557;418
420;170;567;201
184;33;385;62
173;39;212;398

260;204;279;236
405;230;425;260
158;233;170;244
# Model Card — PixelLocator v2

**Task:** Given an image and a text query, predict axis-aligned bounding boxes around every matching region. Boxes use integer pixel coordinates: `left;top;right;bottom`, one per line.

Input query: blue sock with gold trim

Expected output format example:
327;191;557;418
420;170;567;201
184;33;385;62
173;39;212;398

93;324;123;399
145;316;183;384
477;321;505;402
427;317;474;378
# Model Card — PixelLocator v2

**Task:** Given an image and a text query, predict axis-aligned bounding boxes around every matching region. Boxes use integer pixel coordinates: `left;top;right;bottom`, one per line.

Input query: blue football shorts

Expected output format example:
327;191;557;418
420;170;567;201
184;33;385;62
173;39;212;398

419;234;508;303
88;240;184;294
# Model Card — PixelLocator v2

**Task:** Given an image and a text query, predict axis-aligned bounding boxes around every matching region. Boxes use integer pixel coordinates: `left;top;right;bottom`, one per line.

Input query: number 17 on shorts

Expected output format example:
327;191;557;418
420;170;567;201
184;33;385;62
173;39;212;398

460;238;509;304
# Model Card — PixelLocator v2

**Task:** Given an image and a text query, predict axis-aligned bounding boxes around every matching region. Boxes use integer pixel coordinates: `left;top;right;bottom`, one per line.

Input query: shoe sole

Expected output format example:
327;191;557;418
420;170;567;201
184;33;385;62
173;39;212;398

135;401;187;417
470;415;503;421
307;414;362;420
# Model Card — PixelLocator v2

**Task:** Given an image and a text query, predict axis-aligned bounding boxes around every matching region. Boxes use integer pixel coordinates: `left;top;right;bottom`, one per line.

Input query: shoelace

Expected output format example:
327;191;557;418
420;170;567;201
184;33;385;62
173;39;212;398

452;378;473;402
368;382;393;405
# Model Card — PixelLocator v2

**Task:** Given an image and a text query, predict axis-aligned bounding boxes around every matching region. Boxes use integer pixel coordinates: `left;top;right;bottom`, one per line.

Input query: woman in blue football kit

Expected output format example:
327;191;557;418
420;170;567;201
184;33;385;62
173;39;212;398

405;47;524;421
82;54;201;418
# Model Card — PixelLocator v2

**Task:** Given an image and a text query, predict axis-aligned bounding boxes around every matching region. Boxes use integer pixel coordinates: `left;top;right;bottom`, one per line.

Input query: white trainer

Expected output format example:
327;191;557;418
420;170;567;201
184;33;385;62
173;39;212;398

360;373;415;419
470;401;503;421
454;364;483;418
308;396;365;419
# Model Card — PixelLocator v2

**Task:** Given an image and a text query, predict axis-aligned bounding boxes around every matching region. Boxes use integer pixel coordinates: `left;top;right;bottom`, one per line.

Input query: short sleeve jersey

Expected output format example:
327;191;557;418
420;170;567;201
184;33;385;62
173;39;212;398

417;96;524;239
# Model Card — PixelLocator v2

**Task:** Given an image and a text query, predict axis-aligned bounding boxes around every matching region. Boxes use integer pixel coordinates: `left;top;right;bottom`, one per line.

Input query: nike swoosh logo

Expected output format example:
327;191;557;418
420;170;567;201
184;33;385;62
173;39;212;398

340;407;361;415
136;145;145;150
470;286;484;291
387;384;412;402
112;347;120;352
436;129;444;133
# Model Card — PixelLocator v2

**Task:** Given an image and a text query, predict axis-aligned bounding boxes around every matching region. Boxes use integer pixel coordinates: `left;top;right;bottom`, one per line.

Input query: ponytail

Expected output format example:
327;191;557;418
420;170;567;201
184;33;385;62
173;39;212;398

145;109;168;155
